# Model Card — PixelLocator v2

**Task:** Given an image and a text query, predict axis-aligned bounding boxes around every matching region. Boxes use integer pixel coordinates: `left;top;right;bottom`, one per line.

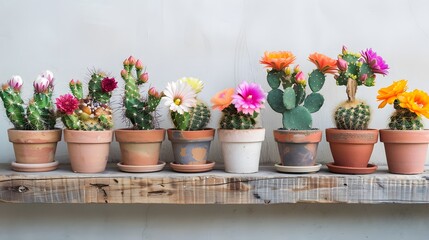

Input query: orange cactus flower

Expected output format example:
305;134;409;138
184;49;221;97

211;88;235;110
260;51;296;71
398;89;429;119
376;79;408;108
308;52;338;74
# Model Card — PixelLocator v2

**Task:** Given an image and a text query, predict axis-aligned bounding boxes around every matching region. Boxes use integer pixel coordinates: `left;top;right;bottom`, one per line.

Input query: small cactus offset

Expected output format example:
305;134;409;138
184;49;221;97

163;77;211;131
377;80;429;130
121;56;162;130
56;71;118;131
260;51;337;130
334;46;389;130
0;71;57;130
211;82;266;130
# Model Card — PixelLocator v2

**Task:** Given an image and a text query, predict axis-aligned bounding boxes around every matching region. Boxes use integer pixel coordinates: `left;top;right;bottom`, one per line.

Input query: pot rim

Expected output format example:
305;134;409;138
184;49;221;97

325;128;379;144
273;129;322;143
218;128;265;142
115;128;166;143
64;129;113;143
167;128;215;142
380;129;429;144
8;128;62;143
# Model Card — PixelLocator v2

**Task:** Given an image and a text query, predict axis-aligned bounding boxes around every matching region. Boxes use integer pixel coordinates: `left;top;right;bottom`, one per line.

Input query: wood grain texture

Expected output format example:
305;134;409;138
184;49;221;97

0;164;428;204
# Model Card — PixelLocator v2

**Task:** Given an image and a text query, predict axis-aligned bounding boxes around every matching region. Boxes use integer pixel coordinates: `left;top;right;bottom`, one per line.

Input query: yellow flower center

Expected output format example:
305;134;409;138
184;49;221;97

174;98;181;105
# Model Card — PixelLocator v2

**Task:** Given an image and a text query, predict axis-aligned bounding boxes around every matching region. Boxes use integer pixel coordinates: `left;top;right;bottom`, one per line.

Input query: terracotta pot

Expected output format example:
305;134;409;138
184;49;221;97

326;128;378;168
64;129;113;173
380;129;429;174
273;129;322;166
167;128;215;165
115;128;165;166
218;128;265;173
8;128;62;164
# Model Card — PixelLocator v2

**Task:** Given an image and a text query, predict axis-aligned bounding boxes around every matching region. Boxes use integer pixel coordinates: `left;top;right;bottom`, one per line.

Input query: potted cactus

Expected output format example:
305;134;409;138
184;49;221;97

162;77;214;172
260;51;337;173
56;71;117;173
326;46;389;174
115;56;165;173
0;71;61;172
378;80;429;174
211;81;266;173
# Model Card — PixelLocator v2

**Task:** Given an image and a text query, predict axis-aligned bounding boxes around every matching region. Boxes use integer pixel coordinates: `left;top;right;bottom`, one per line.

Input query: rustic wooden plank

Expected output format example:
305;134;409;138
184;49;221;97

0;164;428;204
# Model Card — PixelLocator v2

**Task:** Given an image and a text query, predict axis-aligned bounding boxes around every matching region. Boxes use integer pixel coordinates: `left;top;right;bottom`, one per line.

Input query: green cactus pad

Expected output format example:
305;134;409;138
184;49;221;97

267;89;287;113
304;93;324;113
282;106;312;130
283;87;296;110
267;70;281;89
294;84;306;105
308;69;325;92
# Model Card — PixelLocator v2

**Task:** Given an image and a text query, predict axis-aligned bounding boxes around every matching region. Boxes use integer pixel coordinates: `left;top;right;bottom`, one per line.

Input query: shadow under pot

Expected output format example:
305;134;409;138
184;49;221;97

273;129;322;166
167;128;215;165
64;129;113;173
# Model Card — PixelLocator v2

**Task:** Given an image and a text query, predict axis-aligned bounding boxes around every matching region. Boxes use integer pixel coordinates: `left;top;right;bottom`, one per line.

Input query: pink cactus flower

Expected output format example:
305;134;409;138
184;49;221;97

232;81;266;115
8;75;23;91
40;70;54;87
360;48;389;75
337;57;348;71
56;93;79;115
33;76;50;93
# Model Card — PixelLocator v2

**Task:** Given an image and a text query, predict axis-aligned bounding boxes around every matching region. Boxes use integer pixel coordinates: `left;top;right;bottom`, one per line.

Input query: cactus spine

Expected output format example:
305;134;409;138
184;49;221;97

121;56;162;130
388;100;423;130
0;73;56;130
219;104;256;129
171;101;210;131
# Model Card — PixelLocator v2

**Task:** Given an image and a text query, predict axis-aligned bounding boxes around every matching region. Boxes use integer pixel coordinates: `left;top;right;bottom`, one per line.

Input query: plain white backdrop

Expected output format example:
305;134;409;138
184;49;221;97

1;1;429;239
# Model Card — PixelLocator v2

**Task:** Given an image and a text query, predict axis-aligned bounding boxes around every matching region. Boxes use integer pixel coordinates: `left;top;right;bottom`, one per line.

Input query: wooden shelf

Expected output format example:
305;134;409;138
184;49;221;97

0;164;428;204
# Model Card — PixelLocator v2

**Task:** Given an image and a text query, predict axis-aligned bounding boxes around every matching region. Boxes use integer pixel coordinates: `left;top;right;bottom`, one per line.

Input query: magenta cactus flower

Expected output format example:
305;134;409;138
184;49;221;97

101;77;118;93
360;48;389;75
8;75;23;91
56;93;79;115
232;81;266;115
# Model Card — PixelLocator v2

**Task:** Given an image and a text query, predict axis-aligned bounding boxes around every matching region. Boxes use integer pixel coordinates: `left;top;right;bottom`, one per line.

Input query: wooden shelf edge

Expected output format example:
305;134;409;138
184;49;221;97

0;164;428;204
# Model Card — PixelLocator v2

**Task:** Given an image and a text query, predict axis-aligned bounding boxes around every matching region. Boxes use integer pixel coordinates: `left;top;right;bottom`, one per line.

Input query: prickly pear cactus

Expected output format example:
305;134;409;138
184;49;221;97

121;56;162;130
266;67;326;130
56;70;117;131
0;73;57;130
171;101;210;131
334;101;370;130
388;100;423;130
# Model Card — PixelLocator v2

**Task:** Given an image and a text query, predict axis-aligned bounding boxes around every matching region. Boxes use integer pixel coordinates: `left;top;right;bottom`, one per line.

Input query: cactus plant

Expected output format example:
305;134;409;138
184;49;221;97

211;82;266;130
163;77;211;131
261;51;337;130
377;79;429;130
0;71;57;130
334;46;389;130
120;56;162;130
56;71;117;131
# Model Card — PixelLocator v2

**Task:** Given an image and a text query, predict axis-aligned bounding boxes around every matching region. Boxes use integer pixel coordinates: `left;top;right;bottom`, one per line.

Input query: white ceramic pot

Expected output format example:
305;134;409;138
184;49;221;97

218;128;265;173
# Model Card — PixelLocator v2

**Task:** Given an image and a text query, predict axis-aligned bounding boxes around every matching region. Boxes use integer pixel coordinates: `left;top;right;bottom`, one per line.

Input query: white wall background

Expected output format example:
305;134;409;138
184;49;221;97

1;1;429;239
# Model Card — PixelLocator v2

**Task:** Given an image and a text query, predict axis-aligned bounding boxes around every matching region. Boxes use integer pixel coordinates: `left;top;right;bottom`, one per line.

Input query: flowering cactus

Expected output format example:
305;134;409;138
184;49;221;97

260;51;337;130
121;56;163;130
163;77;210;130
211;81;266;129
56;71;117;131
0;71;56;130
334;46;389;130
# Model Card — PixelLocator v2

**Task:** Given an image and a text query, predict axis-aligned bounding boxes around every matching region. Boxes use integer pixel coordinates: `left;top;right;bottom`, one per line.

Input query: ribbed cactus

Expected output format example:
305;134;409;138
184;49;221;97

334;102;370;130
0;72;57;130
121;56;162;130
266;65;328;130
171;101;210;130
334;46;389;130
388;100;423;130
219;104;256;129
56;71;117;131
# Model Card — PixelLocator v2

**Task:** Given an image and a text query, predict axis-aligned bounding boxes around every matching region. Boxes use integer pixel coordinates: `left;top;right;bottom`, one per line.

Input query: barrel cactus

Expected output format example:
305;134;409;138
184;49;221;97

163;77;211;131
0;71;57;130
120;56;162;130
211;81;266;129
56;71;118;131
260;51;337;130
334;46;389;130
377;79;428;130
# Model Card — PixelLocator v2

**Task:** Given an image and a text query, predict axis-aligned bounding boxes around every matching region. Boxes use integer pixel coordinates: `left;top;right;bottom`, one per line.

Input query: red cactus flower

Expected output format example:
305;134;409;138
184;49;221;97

56;94;79;115
101;77;118;93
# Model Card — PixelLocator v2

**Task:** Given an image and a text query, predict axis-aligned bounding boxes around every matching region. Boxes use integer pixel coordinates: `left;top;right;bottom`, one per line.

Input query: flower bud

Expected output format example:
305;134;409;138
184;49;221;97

121;69;128;78
139;72;149;83
284;67;291;76
342;45;348;55
293;65;300;74
41;70;54;87
123;58;130;66
295;71;306;85
360;74;368;83
33;76;50;93
128;56;136;66
148;87;160;98
135;60;143;70
8;75;23;91
70;79;76;85
337;57;348;71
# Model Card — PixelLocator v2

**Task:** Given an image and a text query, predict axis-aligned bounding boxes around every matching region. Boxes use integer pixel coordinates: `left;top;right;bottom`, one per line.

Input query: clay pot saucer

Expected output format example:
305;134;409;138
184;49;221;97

275;163;322;173
170;161;215;173
11;161;59;172
117;161;166;173
326;162;377;174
